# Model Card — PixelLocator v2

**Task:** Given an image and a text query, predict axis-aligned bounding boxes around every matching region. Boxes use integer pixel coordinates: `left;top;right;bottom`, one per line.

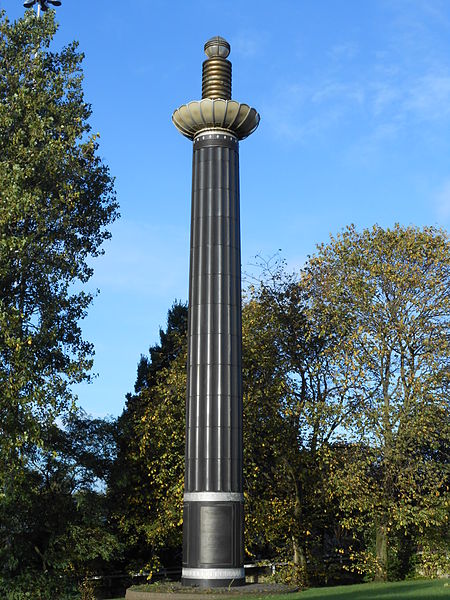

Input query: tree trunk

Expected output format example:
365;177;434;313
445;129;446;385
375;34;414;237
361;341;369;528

291;473;308;587
292;536;308;587
292;536;307;569
375;523;388;581
34;545;47;572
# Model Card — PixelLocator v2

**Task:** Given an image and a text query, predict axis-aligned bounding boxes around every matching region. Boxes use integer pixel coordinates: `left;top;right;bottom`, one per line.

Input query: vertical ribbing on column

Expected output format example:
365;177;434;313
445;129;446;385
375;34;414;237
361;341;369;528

185;133;242;494
173;36;259;589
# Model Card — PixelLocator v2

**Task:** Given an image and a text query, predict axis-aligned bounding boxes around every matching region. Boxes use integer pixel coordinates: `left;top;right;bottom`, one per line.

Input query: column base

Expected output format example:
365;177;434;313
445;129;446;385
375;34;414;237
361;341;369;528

181;577;245;588
182;498;244;587
182;567;245;588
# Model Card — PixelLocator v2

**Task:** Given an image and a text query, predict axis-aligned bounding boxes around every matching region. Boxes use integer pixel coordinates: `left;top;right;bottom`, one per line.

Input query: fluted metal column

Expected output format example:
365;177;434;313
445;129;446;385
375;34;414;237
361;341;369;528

173;37;259;588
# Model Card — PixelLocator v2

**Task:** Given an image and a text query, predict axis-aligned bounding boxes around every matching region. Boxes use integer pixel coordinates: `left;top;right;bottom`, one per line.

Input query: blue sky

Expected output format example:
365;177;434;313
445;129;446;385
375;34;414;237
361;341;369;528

3;0;450;417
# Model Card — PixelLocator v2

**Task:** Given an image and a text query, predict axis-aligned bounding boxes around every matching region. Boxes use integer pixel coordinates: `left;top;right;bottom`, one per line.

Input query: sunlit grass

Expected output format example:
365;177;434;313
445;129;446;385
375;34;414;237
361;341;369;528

264;579;447;600
127;578;448;600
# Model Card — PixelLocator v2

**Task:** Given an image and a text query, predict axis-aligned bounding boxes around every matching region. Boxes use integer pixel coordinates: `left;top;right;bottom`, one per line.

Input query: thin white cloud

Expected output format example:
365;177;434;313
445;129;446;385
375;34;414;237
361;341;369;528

233;30;268;59
344;121;401;167
386;0;450;35
405;74;450;120
329;42;359;61
371;82;401;116
263;66;450;149
311;81;365;105
262;80;365;142
261;1;450;150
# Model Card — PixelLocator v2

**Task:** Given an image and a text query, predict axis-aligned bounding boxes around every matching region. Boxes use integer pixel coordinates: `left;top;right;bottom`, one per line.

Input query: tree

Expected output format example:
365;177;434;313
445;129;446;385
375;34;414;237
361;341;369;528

113;281;351;585
0;9;118;467
305;224;450;580
0;411;119;598
242;260;353;585
109;302;188;575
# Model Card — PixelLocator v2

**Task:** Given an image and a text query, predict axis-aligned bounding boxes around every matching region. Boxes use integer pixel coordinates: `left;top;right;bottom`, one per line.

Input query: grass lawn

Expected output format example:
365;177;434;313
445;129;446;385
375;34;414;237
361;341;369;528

287;578;448;599
122;579;448;600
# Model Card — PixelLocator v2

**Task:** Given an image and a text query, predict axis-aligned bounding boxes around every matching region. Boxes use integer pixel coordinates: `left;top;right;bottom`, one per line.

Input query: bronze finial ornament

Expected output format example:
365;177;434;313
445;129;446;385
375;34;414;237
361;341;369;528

202;39;232;100
204;36;231;59
173;36;259;140
173;38;259;588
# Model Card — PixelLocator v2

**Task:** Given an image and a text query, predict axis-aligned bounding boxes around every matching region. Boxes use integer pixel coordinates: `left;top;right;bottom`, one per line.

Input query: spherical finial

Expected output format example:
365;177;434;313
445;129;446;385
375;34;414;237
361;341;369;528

204;36;230;59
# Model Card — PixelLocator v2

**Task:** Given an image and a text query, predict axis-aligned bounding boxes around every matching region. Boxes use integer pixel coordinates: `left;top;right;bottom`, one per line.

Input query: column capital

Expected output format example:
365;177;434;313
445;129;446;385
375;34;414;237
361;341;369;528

172;98;259;141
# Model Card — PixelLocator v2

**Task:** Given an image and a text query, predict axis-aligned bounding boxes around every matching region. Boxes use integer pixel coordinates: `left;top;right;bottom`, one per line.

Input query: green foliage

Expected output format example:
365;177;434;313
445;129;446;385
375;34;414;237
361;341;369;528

0;9;118;465
78;577;96;600
0;8;446;594
0;570;78;600
272;562;309;589
0;9;119;596
417;532;450;579
0;412;119;597
110;225;448;585
242;260;349;582
306;224;450;580
109;302;188;575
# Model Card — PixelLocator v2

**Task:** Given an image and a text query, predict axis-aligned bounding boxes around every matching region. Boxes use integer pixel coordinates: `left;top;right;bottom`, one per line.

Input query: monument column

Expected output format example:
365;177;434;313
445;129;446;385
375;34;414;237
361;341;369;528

172;37;259;588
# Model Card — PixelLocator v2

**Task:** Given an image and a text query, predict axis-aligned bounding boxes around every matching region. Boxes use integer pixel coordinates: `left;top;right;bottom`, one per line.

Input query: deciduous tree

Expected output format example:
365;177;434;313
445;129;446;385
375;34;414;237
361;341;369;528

243;260;352;585
305;224;450;580
0;411;119;598
0;9;118;467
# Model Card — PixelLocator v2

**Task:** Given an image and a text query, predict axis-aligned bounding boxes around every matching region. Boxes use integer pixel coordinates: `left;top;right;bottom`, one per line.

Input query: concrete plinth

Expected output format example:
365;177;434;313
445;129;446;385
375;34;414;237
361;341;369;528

125;582;297;600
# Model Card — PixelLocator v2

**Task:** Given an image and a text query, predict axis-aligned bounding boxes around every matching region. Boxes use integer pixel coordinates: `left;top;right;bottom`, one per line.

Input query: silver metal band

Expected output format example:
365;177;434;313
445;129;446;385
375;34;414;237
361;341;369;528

182;567;245;580
194;128;238;141
184;492;244;502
